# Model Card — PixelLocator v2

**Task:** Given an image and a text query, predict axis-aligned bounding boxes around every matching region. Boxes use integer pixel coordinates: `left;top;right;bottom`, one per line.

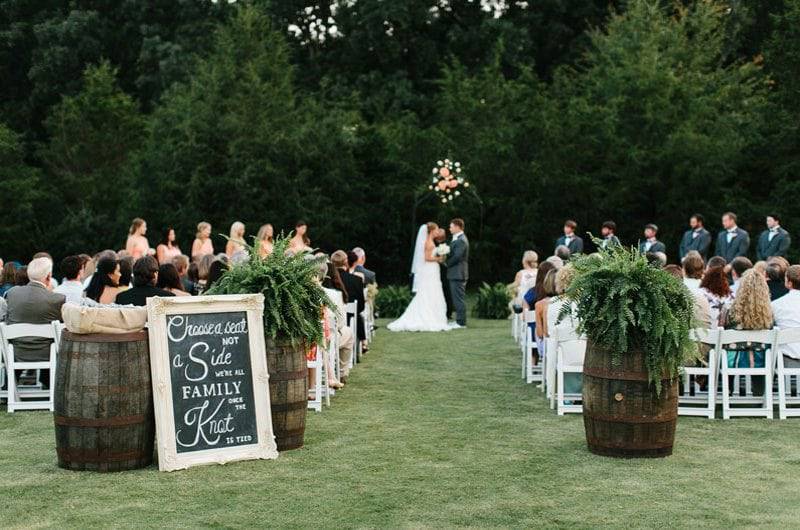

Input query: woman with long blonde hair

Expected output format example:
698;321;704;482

722;268;773;396
257;223;274;258
226;221;246;259
191;221;214;262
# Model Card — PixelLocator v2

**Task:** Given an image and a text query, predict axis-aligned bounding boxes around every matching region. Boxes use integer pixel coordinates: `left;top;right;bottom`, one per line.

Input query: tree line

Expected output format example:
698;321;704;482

1;0;798;284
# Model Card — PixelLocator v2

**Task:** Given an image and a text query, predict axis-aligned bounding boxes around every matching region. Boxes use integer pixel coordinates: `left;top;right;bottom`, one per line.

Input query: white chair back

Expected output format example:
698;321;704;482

679;327;720;419
552;325;587;415
0;321;60;412
717;328;776;419
774;327;800;419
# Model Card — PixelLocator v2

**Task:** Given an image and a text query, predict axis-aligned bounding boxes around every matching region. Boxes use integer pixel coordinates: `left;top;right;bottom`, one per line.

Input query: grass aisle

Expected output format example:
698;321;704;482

2;319;800;528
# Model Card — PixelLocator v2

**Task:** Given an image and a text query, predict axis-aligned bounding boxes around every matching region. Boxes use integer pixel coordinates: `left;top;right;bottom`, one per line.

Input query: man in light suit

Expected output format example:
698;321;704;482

445;218;469;328
715;211;750;263
679;213;712;262
555;220;584;256
756;214;791;261
351;247;376;285
4;257;65;388
638;224;666;255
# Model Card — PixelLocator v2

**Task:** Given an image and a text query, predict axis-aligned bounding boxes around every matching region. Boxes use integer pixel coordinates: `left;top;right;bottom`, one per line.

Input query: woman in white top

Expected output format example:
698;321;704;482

226;221;246;258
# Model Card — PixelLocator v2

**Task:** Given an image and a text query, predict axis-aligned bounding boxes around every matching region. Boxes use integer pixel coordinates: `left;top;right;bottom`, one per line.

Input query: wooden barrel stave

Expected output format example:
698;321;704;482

582;341;678;458
54;331;154;472
265;337;307;451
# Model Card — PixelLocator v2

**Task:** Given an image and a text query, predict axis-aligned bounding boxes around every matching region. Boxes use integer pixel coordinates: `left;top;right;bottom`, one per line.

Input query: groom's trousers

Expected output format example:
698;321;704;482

449;280;467;326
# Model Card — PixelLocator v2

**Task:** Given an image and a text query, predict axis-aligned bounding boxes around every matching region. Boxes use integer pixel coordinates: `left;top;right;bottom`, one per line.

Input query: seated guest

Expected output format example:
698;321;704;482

720;269;773;396
729;256;753;296
766;258;790;301
195;253;216;294
600;221;620;249
645;252;667;268
320;262;354;383
700;265;732;327
0;261;17;297
556;220;584;255
323;261;349;301
84;257;123;304
3;257;65;388
308;261;344;391
682;252;705;294
679;213;712;261
511;251;538;307
115;256;174;306
332;250;366;351
82;250;117;289
156;226;182;264
118;256;134;289
191;221;214;262
32;252;59;288
14;266;28;286
756;214;791;261
157;263;191;296
524;261;556;310
54;255;93;305
639;224;666;255
534;269;559;365
173;255;196;295
772;265;800;369
664;265;711;329
706;255;727;271
715;211;750;263
187;262;200;294
554;245;571;262
205;260;228;291
352;247;376;285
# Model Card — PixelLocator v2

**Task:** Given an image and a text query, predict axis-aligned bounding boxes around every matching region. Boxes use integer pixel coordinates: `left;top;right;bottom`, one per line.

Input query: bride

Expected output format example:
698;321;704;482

388;222;450;332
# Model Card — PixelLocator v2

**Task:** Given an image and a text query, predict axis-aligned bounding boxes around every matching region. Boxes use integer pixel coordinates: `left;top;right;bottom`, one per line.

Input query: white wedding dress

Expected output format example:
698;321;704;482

388;225;449;332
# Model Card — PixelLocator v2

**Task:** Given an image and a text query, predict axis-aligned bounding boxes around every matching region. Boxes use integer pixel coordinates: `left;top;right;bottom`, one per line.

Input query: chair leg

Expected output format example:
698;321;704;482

720;355;730;420
7;356;16;413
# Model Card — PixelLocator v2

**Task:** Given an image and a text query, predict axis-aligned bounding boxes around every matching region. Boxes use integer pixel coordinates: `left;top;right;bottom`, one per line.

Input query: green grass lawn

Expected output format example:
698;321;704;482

2;318;800;528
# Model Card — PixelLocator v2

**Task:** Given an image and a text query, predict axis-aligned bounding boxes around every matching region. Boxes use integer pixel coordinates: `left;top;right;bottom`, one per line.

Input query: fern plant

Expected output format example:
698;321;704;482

205;236;329;345
559;240;694;390
374;285;413;319
474;282;512;319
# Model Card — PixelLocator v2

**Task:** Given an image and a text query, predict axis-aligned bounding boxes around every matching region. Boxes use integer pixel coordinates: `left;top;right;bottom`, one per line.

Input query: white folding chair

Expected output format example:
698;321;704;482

774;328;800;419
553;326;586;415
523;310;542;384
718;329;775;419
0;321;60;412
307;325;324;412
345;302;360;368
0;338;6;403
679;328;720;419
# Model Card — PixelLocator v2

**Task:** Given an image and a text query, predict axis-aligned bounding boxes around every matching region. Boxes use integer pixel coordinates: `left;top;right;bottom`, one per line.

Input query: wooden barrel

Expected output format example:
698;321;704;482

54;330;154;472
265;337;308;451
582;341;678;458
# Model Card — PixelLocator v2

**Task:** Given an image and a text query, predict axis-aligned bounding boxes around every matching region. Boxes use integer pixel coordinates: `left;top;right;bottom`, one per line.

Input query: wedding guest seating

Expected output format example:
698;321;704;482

679;328;721;419
718;329;775;419
345;301;360;368
774;327;800;419
553;326;586;415
0;321;60;412
523;310;542;384
308;331;324;412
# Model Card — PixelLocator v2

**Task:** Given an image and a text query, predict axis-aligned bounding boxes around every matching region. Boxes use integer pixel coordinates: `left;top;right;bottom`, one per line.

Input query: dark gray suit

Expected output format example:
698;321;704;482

354;265;376;285
679;228;712;261
756;227;791;260
555;235;584;255
639;240;666;254
445;233;469;326
715;228;750;263
4;282;65;361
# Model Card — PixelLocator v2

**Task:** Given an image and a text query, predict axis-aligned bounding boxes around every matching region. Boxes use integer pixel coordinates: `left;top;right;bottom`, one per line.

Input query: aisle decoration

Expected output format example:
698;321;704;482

429;158;469;203
560;240;694;458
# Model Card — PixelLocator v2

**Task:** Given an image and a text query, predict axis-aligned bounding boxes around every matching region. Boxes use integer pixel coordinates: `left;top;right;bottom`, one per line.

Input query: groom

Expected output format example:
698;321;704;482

445;218;469;328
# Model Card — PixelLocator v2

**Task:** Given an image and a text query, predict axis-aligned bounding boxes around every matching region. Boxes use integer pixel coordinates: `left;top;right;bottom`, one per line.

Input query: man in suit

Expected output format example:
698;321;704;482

638;224;666;255
4;256;66;388
115;256;174;306
679;213;712;262
555;220;584;256
715;211;750;263
756;214;791;261
332;250;366;350
600;221;621;249
351;247;376;285
445;218;469;328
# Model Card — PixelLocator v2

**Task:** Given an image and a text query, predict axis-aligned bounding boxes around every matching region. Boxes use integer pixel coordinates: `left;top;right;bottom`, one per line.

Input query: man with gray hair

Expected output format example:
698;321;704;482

4;256;66;389
351;247;376;285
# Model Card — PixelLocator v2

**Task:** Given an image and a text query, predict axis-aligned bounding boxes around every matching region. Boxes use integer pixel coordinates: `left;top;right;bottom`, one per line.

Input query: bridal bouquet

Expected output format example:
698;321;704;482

434;243;451;257
429;158;469;203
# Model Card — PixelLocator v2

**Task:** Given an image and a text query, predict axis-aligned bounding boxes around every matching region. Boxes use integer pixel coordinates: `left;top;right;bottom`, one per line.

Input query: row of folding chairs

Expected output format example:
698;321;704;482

512;315;800;420
0;321;63;412
308;299;374;412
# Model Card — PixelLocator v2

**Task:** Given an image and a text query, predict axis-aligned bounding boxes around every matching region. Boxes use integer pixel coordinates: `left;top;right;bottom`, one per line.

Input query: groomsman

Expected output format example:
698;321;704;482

638;224;666;254
715;211;750;263
679;213;712;261
600;221;621;249
555;220;584;255
756;214;791;260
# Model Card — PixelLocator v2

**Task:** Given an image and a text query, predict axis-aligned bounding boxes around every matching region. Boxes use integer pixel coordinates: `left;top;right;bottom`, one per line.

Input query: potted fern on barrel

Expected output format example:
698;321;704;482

561;243;694;458
207;237;329;451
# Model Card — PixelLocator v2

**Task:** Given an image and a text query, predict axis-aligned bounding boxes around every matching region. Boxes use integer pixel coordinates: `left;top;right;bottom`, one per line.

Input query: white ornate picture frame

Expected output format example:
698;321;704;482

147;294;279;471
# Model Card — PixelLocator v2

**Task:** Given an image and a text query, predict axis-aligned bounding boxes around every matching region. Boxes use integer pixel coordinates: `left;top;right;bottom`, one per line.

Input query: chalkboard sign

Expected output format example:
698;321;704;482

147;295;278;471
